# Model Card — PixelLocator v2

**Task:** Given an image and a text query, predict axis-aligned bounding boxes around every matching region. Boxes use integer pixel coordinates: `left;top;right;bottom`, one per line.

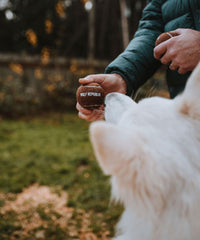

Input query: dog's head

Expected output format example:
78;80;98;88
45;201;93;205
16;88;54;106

89;63;200;204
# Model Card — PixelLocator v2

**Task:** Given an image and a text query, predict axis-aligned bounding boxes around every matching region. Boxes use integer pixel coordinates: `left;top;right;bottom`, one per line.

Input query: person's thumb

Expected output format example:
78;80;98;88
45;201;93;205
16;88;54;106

79;74;106;85
79;76;94;85
169;28;182;36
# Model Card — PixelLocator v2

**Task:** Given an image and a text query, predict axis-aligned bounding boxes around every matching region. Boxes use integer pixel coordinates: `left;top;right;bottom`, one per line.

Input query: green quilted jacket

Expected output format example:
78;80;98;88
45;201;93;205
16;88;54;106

105;0;200;98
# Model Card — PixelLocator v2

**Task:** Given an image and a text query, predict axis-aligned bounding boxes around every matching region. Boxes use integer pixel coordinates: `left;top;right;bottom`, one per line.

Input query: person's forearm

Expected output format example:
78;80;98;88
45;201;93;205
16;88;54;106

105;0;164;96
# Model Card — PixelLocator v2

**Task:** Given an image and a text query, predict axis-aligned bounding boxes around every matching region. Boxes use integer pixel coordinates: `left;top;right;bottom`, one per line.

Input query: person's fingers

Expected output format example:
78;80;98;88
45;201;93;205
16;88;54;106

154;42;168;60
76;102;92;115
78;109;104;122
177;66;189;75
77;102;105;122
78;111;91;121
159;54;171;65
169;28;183;36
87;108;105;122
169;61;179;71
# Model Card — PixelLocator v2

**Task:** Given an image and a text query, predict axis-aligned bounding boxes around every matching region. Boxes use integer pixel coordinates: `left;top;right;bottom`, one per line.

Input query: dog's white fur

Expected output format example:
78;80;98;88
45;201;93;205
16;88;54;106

89;62;200;240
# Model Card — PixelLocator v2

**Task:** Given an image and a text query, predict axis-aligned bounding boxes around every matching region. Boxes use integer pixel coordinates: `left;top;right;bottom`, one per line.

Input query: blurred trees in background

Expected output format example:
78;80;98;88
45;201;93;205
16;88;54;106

0;0;146;60
0;0;147;116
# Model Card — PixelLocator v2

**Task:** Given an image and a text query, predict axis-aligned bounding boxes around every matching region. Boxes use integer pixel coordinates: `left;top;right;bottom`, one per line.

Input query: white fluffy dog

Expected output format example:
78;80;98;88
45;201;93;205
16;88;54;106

90;63;200;240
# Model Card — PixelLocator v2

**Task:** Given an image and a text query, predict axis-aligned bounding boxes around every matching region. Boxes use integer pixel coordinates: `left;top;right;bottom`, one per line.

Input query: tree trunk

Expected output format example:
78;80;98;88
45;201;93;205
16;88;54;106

88;0;95;60
119;0;129;49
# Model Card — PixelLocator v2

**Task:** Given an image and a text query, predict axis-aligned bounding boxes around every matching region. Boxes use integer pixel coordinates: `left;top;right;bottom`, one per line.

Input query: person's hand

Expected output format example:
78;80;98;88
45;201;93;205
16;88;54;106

76;73;127;121
154;28;200;74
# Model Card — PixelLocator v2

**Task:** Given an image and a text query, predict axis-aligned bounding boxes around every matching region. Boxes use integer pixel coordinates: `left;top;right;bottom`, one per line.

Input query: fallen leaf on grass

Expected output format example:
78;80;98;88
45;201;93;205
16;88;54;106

0;184;73;236
0;184;112;239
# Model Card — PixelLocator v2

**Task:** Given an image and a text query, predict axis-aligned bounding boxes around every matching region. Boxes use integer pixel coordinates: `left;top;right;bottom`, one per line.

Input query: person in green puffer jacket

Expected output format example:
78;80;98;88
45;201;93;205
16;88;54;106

77;0;200;122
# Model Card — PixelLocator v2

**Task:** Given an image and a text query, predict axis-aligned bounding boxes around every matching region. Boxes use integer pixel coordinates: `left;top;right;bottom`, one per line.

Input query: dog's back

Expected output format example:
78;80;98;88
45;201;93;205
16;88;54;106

90;63;200;240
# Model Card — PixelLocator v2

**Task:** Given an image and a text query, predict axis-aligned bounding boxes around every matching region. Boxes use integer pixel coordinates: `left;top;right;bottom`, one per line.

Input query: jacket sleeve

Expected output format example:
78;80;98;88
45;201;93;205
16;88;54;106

105;0;165;96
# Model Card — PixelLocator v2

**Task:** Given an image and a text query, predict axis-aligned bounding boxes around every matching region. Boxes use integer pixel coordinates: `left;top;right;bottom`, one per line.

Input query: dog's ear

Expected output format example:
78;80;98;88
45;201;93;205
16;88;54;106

105;93;136;124
89;121;134;175
176;62;200;119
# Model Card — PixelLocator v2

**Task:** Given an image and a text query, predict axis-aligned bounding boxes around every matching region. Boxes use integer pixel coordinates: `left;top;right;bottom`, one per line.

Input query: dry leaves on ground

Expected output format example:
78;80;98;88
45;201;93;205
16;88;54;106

0;184;111;240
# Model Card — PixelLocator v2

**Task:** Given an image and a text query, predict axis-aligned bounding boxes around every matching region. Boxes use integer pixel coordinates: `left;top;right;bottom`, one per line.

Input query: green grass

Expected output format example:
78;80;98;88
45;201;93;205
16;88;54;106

0;113;122;239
